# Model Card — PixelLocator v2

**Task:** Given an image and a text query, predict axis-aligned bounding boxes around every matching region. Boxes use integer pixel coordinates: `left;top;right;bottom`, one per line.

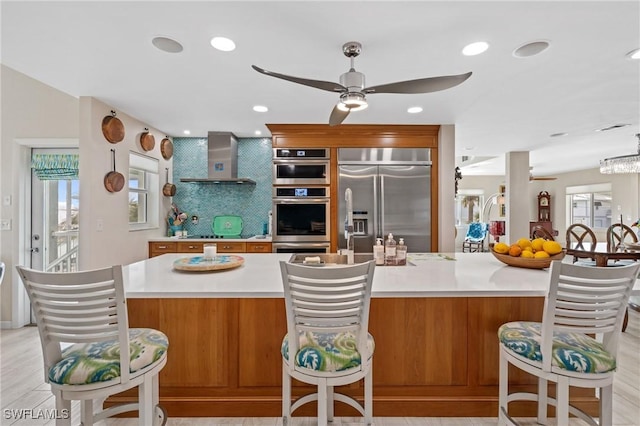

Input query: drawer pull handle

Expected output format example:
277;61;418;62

189;245;196;249
158;245;167;249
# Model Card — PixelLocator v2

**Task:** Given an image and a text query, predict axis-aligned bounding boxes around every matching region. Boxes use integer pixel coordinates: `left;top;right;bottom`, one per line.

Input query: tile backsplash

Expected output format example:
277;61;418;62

171;137;272;237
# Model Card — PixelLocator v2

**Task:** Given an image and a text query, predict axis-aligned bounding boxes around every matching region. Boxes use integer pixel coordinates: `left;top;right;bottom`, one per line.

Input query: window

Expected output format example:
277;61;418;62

455;190;484;226
129;152;159;230
566;184;611;229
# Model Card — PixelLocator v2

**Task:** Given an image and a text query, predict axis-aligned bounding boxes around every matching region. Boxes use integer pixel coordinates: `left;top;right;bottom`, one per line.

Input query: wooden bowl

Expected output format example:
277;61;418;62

490;249;565;269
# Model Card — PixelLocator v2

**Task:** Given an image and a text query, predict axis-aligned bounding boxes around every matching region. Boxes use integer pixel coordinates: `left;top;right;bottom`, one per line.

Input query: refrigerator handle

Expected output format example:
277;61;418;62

379;173;385;238
373;173;379;239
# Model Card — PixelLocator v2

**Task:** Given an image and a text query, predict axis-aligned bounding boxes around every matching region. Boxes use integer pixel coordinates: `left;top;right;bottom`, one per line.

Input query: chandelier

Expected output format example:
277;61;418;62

600;133;640;174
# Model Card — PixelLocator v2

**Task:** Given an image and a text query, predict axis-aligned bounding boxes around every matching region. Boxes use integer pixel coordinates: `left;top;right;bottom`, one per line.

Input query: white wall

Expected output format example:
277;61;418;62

1;65;79;325
78;97;171;271
0;66;171;326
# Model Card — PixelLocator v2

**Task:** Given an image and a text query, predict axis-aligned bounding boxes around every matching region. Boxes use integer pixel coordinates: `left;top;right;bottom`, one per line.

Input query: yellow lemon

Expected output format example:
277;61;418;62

509;244;522;257
493;242;509;254
517;238;532;250
531;238;545;252
542;240;563;255
522;246;533;253
521;250;535;258
534;251;550;259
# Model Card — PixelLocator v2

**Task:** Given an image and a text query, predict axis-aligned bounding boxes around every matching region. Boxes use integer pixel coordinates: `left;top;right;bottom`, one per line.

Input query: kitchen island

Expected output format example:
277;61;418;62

118;253;628;417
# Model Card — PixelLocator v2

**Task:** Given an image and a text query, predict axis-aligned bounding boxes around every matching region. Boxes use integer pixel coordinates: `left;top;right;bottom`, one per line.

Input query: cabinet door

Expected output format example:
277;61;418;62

177;242;204;253
246;242;272;253
217;242;246;253
148;242;177;258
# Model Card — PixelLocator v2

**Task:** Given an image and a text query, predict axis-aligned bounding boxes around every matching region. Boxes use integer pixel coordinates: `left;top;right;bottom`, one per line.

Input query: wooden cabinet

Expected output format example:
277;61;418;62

246;242;272;253
149;241;272;257
148;242;177;258
177;242;204;253
216;242;246;253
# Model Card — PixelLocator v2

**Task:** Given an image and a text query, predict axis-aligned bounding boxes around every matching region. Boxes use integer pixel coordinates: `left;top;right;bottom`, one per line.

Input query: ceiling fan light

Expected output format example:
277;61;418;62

338;93;368;111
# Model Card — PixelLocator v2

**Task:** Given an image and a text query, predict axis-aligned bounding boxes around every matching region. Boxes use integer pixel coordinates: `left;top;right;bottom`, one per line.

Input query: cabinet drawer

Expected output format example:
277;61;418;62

246;242;272;253
149;242;177;257
217;242;246;253
177;242;204;253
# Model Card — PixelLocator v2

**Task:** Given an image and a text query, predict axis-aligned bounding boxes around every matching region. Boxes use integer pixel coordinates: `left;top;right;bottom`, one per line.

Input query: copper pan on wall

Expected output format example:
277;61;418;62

102;110;125;144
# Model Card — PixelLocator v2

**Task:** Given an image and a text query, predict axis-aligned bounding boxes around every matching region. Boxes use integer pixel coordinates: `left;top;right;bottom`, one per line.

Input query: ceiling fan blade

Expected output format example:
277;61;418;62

329;105;350;126
252;65;346;93
363;71;472;94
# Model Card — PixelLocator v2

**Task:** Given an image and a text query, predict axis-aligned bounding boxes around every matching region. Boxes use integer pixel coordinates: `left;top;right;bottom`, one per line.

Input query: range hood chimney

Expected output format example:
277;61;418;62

180;132;255;184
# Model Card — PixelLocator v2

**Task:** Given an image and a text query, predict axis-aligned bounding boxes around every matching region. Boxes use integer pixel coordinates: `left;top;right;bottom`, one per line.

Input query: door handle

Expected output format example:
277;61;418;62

30;247;40;253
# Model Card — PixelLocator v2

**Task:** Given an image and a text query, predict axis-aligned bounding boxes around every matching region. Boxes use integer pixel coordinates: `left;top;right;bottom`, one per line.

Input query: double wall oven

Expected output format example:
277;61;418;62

272;148;331;253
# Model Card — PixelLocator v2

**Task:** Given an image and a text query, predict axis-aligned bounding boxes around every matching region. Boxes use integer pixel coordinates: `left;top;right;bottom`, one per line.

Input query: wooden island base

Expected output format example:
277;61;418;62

115;296;598;418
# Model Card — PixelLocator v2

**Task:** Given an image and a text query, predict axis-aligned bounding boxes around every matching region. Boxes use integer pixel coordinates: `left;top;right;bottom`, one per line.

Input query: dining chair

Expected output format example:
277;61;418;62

279;260;376;426
498;260;640;426
606;222;638;252
530;225;555;241
462;222;488;252
16;265;169;426
565;223;597;264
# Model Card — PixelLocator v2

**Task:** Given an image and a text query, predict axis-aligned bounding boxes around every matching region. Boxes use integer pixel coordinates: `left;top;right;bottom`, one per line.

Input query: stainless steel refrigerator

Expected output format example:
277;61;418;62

337;148;431;253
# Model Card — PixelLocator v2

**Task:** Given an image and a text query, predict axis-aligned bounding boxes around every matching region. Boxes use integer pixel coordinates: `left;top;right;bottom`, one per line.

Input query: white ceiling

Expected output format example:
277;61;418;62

2;1;639;177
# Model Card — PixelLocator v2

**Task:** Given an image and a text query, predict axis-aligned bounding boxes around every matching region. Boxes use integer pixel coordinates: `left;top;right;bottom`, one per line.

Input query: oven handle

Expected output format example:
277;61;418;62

273;198;329;204
272;159;331;164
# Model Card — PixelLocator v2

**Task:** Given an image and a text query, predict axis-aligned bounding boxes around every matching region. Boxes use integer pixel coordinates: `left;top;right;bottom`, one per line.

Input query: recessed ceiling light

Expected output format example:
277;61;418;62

513;41;550;58
151;36;183;53
254;130;262;136
253;105;268;112
626;48;640;59
183;130;191;135
210;36;236;52
550;132;568;137
462;41;489;56
407;106;423;114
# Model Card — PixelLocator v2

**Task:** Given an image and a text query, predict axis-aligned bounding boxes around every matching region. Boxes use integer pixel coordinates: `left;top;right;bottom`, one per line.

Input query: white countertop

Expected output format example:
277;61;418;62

123;252;640;299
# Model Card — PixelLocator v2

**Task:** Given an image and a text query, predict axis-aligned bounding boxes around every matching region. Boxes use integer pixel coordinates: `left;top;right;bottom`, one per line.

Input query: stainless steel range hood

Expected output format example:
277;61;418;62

180;131;255;184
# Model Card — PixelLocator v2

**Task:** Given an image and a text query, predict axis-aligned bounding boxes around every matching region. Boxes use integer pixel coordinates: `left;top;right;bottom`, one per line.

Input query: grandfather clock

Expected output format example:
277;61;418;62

537;191;551;222
530;191;555;238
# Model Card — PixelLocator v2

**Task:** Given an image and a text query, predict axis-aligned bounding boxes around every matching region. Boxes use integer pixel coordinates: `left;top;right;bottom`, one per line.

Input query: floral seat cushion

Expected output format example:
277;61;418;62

48;328;169;385
281;331;375;372
465;222;487;242
498;321;616;374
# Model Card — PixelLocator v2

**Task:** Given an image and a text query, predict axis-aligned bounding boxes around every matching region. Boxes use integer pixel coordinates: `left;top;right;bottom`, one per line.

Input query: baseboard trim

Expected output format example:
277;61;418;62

1;321;14;329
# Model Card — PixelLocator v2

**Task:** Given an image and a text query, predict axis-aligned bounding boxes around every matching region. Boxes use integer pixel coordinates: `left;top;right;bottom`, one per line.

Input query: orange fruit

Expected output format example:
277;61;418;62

509;244;522;257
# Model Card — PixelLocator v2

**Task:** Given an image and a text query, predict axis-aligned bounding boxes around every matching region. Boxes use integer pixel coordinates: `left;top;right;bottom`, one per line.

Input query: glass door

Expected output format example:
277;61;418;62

31;148;80;272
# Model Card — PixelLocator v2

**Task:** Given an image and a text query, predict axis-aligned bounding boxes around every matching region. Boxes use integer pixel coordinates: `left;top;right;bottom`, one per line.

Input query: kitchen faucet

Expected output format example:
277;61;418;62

344;188;354;262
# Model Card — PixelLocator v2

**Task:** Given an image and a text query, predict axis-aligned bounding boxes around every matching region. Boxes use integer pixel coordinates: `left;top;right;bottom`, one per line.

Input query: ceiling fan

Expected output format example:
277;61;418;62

252;41;472;126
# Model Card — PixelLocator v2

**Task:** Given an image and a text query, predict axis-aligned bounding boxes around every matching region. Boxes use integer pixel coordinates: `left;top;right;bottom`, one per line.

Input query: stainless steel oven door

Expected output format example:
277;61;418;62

272;159;330;185
272;242;331;253
272;197;330;242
